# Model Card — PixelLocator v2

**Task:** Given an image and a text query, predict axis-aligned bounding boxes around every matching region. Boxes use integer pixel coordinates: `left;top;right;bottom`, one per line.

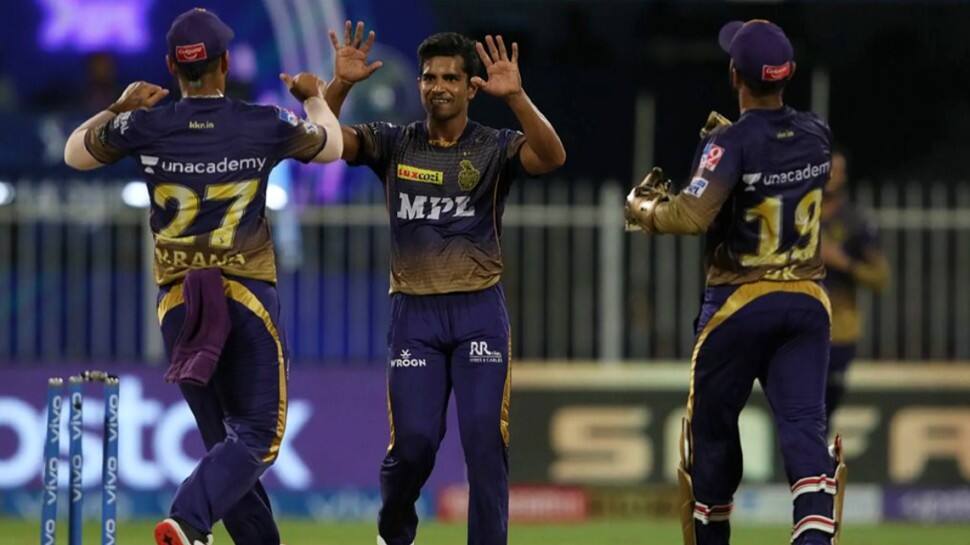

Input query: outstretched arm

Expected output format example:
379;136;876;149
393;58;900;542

473;35;566;175
280;72;343;162
324;20;384;162
64;81;169;170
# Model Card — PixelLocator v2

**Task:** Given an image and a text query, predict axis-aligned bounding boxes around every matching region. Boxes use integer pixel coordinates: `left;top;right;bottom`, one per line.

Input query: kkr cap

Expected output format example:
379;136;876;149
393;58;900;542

718;19;794;83
166;8;234;64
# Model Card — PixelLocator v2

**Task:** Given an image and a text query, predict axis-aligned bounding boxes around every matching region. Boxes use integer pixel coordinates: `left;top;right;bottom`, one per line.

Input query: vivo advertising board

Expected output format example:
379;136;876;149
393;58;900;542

0;365;463;519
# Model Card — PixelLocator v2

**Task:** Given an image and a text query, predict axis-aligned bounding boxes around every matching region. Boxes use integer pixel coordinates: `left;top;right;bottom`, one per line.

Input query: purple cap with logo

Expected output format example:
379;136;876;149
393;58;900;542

166;8;234;64
718;19;794;83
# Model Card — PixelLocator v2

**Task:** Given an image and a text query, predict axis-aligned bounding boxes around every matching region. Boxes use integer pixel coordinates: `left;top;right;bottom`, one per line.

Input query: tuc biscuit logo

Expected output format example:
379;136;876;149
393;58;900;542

397;164;444;185
175;42;208;63
700;143;724;172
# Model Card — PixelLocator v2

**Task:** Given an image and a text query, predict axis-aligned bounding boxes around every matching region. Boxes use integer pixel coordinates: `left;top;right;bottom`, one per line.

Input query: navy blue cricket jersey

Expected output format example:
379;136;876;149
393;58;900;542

656;106;832;285
85;97;327;285
350;120;525;295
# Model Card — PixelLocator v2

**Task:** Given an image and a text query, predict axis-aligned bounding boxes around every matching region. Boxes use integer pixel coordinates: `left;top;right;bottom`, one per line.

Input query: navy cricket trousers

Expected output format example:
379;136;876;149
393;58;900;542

688;281;837;545
379;283;511;545
158;277;287;545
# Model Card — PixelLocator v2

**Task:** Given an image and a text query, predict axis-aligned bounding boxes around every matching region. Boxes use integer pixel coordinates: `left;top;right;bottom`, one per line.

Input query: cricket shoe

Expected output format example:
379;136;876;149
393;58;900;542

154;517;213;545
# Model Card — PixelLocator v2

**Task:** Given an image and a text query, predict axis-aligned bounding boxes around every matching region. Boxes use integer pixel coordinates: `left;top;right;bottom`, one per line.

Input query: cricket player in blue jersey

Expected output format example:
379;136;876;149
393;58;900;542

63;8;344;545
323;21;566;545
820;150;889;428
626;20;846;545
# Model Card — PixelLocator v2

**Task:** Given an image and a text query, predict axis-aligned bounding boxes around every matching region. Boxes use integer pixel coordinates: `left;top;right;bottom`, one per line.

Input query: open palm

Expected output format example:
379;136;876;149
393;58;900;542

329;20;383;84
472;35;522;98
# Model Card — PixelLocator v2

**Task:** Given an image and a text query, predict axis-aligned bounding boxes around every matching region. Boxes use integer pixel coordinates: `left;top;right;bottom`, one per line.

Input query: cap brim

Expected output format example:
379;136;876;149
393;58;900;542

718;21;744;52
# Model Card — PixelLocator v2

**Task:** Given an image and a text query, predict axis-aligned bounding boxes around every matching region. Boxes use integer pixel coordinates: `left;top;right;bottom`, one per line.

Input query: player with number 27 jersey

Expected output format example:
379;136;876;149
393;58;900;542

85;97;326;285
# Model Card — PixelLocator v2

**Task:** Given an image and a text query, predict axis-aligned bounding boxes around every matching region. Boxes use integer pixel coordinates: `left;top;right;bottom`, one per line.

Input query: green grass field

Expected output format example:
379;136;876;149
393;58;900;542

4;518;969;545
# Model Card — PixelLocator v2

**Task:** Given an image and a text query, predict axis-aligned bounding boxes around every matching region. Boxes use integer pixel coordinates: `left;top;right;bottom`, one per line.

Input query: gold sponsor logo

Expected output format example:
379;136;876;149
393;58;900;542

397;164;444;185
155;248;247;268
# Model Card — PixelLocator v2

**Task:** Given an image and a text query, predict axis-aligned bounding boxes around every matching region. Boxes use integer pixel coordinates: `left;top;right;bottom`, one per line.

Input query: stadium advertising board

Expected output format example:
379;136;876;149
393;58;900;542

509;363;970;522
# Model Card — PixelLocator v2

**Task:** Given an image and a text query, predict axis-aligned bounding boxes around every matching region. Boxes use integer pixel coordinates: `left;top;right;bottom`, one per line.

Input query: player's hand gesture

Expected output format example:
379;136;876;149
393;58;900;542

108;81;169;114
280;72;327;102
472;35;522;100
329;20;383;85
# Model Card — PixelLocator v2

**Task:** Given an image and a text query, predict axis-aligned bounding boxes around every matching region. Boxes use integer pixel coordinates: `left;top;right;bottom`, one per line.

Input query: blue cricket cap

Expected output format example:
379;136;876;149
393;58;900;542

166;8;234;64
718;20;794;83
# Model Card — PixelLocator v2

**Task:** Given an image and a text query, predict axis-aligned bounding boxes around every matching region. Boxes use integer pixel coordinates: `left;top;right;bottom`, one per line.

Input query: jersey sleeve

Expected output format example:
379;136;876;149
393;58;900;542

271;106;328;163
83;109;152;165
348;122;401;175
651;127;743;234
497;128;528;194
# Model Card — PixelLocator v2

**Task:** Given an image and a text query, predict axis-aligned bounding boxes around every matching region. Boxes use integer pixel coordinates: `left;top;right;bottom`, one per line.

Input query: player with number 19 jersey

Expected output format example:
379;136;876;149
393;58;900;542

625;19;841;545
86;97;326;285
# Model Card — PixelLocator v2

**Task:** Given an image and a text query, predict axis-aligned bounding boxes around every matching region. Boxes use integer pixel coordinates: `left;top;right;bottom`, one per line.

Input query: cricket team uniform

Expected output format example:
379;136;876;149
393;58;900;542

649;106;837;544
86;96;327;544
350;120;525;545
821;202;882;427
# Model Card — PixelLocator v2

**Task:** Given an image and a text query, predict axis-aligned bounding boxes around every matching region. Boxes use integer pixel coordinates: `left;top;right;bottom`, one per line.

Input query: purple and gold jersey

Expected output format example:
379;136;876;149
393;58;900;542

655;106;832;285
85;97;327;285
822;202;881;343
351;121;525;295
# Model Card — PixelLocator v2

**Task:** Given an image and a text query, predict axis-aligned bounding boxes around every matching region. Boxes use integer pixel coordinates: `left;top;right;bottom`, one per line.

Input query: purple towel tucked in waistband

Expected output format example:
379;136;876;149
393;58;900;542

165;268;231;386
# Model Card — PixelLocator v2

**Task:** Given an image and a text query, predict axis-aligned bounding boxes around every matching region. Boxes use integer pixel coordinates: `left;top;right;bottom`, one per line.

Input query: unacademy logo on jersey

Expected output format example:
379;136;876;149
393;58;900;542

746;161;832;190
139;155;268;175
391;349;427;368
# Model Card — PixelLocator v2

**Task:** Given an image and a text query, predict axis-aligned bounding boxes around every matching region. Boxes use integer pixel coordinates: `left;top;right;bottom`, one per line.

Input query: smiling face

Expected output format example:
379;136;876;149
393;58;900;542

419;55;476;123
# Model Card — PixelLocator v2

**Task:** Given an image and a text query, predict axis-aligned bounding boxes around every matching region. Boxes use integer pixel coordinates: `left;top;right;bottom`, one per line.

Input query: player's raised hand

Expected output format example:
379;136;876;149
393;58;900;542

472;35;522;100
108;81;169;114
280;72;327;102
329;20;383;85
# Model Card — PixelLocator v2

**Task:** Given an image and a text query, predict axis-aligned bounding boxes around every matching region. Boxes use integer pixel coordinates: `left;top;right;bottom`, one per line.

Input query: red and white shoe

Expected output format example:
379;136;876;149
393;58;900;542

154;518;213;545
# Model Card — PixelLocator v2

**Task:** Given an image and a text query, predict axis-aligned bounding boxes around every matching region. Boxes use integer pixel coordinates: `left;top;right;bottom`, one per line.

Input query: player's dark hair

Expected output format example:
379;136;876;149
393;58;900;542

174;54;224;88
417;32;481;81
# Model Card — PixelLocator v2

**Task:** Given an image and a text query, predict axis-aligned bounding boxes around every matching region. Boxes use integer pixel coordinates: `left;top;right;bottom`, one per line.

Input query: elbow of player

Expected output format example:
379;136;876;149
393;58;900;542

63;131;101;171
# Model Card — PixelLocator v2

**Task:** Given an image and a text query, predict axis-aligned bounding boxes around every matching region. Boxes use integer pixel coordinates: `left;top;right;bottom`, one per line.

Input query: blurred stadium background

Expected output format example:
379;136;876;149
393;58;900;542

1;0;969;543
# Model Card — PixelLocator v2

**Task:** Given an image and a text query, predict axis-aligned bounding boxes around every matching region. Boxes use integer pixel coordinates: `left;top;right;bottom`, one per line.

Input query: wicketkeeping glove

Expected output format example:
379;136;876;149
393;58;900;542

625;166;672;232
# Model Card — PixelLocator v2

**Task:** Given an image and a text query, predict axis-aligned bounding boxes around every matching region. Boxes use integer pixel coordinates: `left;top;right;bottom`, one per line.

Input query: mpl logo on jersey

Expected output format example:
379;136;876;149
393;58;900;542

396;193;475;220
469;341;503;364
390;349;427;368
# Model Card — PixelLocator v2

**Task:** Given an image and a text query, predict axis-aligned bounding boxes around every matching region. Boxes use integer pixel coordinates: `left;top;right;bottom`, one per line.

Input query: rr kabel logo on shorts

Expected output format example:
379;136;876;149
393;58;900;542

391;349;426;368
397;164;444;185
469;341;503;364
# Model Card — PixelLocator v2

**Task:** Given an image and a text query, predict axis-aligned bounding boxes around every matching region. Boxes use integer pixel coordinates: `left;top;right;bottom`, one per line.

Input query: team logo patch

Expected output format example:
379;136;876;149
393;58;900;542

397;164;443;185
175;43;208;63
762;61;792;82
701;143;725;171
277;107;299;127
457;160;481;191
684;177;709;198
469;341;503;364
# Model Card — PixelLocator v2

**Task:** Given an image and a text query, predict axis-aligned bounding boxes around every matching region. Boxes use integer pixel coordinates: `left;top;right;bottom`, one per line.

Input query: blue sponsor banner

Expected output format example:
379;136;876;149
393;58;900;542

883;487;970;522
0;364;465;518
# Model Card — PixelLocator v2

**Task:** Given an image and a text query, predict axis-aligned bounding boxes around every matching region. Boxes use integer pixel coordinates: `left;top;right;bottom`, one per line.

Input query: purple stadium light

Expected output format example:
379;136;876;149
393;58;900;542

39;0;153;53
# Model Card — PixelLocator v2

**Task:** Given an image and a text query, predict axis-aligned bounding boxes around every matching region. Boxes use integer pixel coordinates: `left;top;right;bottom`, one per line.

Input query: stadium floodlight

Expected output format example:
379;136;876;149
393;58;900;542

0;181;14;206
121;181;150;208
266;183;288;211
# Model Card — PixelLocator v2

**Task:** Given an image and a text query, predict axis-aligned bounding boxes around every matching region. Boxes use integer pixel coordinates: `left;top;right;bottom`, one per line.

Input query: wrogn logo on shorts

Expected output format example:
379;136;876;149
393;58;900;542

390;349;426;368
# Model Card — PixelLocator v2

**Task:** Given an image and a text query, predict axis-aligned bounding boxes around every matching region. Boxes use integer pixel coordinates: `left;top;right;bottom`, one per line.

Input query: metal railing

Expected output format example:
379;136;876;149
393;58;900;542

1;178;968;363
